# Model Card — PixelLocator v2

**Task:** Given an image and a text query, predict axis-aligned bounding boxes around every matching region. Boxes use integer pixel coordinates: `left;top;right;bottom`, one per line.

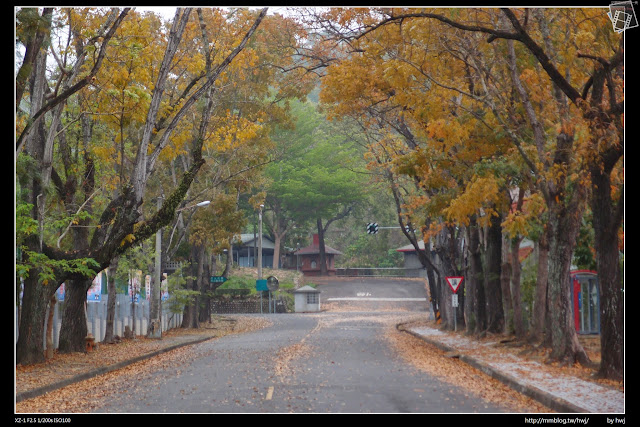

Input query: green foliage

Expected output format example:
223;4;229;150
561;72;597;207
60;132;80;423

215;276;256;295
164;264;198;315
17;251;100;286
16;198;100;285
15;200;38;245
341;232;403;268
521;257;538;328
573;213;597;271
265;100;369;225
112;240;155;282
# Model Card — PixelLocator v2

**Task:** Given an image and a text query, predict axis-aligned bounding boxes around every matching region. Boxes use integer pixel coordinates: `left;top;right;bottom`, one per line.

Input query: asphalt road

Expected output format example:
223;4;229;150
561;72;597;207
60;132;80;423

92;277;508;413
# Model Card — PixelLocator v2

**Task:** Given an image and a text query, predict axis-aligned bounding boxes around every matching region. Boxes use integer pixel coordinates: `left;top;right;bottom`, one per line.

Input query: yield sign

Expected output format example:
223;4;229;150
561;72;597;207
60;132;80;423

446;276;464;293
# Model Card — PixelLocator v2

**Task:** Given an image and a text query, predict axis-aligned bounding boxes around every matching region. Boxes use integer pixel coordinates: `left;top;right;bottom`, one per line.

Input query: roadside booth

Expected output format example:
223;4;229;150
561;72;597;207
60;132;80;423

294;286;321;313
570;270;600;334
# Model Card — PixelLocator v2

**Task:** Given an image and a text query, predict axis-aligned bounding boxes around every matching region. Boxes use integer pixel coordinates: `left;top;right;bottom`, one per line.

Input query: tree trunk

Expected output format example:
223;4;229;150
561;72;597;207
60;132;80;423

439;275;453;330
104;258;118;343
316;218;328;276
16;48;50;366
58;278;91;353
434;227;461;331
426;268;440;323
464;224;477;333
467;217;486;334
270;211;289;270
16;270;53;365
223;239;233;277
591;166;624;380
485;211;504;334
272;233;282;270
130;271;138;337
501;249;513;335
199;250;212;323
546;199;590;366
510;236;525;338
45;294;56;360
509;187;526;339
530;228;550;343
148;198;163;339
182;244;202;329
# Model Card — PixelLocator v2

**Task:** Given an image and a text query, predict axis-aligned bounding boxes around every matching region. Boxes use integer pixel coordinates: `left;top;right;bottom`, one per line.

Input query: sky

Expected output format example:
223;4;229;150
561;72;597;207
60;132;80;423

138;6;297;21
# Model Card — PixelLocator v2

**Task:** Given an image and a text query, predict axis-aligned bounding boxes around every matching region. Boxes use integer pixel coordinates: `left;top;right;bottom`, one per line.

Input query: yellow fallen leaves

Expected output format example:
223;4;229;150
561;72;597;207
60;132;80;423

15;315;271;414
385;322;553;413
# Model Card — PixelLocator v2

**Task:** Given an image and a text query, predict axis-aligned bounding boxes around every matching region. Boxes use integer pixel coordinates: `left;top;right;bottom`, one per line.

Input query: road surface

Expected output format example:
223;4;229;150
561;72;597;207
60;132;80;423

93;277;508;413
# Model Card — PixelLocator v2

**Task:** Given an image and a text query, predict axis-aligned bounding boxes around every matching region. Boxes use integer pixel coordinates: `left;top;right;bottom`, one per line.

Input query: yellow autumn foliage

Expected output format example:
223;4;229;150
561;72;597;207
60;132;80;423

444;175;502;226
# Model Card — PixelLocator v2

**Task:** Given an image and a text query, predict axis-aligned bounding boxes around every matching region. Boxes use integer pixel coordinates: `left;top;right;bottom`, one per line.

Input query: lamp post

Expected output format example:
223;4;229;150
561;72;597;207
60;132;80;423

148;196;164;339
148;198;211;339
258;204;264;280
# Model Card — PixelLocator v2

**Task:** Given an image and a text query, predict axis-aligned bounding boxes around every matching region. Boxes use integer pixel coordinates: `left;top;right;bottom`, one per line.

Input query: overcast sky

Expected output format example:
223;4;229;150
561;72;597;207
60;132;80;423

137;6;297;21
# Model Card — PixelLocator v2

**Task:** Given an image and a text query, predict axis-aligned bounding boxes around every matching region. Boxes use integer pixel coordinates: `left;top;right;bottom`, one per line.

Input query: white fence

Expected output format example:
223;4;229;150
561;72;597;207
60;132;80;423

16;294;183;350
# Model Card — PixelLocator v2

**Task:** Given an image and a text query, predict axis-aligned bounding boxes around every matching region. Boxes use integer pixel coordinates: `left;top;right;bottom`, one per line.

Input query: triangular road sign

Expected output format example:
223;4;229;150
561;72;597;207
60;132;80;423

446;276;464;293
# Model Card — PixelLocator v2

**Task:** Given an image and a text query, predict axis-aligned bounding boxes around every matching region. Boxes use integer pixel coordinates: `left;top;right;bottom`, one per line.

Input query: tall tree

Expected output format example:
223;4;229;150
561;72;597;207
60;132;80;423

302;9;623;375
263;100;322;268
267;108;368;274
15;7;268;364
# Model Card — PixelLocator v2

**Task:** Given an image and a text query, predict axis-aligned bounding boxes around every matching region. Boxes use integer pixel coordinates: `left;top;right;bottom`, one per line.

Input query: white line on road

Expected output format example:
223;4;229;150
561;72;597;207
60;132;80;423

326;297;427;301
265;386;274;400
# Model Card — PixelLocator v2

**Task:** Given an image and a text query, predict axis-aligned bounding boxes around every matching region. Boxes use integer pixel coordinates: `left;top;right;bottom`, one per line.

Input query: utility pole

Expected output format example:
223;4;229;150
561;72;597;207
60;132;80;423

258;204;264;280
148;196;163;339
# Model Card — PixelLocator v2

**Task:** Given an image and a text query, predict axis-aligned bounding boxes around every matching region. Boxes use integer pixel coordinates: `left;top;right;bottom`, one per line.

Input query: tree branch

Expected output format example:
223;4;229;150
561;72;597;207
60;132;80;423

16;8;130;153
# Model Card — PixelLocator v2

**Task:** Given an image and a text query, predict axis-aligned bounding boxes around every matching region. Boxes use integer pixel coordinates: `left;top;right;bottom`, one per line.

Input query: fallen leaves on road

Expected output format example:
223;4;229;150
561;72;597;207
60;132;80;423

274;342;312;378
386;321;554;413
388;319;624;413
15;315;271;413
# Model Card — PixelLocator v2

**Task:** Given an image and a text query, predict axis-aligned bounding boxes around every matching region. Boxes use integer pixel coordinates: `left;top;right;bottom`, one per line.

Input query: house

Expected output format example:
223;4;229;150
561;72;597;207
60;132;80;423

232;233;275;268
396;240;428;277
397;238;537;277
293;234;342;276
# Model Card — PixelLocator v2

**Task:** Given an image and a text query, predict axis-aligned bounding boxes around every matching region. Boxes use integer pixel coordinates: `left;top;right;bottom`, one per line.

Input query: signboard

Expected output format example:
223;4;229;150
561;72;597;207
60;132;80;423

446;276;464;294
366;222;379;234
87;271;103;301
256;279;268;291
128;270;142;303
210;276;227;284
452;294;459;307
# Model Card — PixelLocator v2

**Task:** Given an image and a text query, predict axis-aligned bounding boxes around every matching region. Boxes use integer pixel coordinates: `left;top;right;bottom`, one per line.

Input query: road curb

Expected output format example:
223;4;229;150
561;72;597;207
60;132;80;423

398;325;588;413
16;336;214;403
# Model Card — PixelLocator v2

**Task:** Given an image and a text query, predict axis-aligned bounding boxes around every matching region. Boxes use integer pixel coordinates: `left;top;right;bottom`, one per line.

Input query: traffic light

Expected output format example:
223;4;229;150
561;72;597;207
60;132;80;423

366;222;379;234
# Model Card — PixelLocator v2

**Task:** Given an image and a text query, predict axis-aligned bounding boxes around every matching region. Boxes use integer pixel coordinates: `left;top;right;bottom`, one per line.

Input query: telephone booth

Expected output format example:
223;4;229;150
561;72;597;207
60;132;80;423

570;270;600;334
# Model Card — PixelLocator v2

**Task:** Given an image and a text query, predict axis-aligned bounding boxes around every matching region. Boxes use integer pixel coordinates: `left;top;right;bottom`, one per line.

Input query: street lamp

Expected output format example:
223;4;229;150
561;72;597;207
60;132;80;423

258;204;264;280
176;200;211;212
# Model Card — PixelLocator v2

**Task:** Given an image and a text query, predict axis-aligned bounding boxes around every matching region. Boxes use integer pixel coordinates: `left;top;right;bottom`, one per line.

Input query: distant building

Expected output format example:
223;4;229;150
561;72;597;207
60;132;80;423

294;234;342;276
396;240;428;277
397;238;536;278
232;234;275;268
